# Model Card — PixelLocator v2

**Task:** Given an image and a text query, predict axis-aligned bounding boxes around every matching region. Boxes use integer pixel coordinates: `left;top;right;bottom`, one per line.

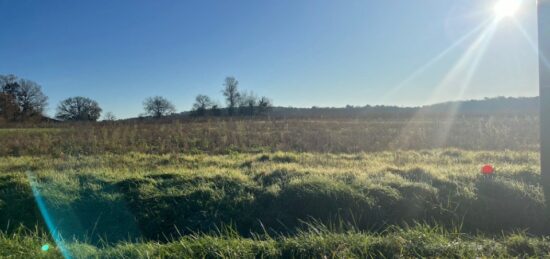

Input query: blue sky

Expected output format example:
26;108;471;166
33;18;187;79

0;0;540;118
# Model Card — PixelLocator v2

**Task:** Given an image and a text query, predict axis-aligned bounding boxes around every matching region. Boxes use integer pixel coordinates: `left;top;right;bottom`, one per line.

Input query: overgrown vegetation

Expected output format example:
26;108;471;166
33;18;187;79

0;115;547;257
0;150;548;257
0;115;539;156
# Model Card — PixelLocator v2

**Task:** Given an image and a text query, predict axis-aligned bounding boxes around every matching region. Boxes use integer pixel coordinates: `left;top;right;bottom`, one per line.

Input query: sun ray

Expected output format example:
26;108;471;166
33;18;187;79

434;21;498;145
424;19;498;106
391;20;499;149
382;18;493;102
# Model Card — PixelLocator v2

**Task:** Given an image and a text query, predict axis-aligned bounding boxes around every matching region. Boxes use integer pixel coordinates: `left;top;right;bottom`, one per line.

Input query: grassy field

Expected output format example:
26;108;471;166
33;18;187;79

0;117;549;258
0;115;539;156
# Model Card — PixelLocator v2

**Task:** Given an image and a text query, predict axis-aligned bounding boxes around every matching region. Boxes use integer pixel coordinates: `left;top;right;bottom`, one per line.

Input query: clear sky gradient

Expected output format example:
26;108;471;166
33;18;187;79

0;0;540;118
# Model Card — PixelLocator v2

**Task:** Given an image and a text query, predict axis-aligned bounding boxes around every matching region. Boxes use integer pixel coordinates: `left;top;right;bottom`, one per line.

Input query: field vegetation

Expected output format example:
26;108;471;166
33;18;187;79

0;115;539;156
0;115;548;258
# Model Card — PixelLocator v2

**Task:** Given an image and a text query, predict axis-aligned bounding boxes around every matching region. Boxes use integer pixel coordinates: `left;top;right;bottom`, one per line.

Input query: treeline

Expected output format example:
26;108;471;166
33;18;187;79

190;76;272;117
1;74;540;123
263;96;538;119
0;74;273;123
265;105;418;119
421;96;538;115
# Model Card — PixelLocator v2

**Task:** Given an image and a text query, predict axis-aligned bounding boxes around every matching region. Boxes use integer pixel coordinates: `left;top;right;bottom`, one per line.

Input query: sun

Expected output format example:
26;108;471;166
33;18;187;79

494;0;521;19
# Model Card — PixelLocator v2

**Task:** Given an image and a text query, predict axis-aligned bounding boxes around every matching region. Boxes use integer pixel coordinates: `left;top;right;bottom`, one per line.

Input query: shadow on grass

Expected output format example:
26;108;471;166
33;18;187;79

0;167;548;245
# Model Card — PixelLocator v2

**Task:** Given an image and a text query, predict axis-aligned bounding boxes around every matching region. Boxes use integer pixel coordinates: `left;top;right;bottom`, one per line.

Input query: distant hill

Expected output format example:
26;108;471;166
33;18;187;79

263;96;539;118
420;96;538;115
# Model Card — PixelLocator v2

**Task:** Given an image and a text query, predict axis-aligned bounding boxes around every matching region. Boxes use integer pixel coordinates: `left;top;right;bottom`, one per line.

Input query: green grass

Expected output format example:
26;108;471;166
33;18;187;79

3;224;550;258
0;117;547;257
0;150;548;257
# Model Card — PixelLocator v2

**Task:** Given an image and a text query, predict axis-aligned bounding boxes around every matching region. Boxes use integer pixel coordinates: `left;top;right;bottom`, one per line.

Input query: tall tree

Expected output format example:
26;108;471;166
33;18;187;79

56;96;102;121
222;76;240;116
17;79;48;119
0;75;48;121
192;94;214;116
143;96;176;118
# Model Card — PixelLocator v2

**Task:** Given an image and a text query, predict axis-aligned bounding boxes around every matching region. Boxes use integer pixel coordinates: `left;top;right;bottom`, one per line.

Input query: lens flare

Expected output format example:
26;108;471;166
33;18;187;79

494;0;521;19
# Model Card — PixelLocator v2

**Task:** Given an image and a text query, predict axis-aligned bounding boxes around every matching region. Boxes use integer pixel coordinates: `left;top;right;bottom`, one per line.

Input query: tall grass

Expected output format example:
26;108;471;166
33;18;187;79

0;116;545;257
0;116;539;156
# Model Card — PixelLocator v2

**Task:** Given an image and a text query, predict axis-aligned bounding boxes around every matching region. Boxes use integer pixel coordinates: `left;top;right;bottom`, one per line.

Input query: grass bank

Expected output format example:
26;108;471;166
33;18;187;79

0;150;545;245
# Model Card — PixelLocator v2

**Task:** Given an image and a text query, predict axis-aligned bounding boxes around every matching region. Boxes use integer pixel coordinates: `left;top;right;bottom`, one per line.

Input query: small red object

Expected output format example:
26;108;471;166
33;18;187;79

481;164;494;175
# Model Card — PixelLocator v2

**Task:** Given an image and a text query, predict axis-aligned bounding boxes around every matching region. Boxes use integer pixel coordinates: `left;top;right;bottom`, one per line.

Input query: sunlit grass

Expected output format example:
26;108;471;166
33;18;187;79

0;117;539;156
0;119;544;257
2;223;550;258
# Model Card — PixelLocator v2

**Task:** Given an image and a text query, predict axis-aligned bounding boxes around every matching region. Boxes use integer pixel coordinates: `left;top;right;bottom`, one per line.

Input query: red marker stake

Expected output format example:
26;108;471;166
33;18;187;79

481;164;494;175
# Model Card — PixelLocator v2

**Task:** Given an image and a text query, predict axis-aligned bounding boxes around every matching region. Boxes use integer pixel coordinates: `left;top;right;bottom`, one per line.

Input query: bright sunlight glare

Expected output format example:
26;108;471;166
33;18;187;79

494;0;521;18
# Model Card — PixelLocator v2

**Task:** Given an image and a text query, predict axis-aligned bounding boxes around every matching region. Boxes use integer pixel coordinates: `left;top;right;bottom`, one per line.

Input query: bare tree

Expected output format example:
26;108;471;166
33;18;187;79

17;79;48;118
103;112;116;121
143;96;176;118
0;75;19;95
238;91;258;116
0;75;19;121
192;94;214;116
222;76;240;116
0;75;48;121
56;96;102;121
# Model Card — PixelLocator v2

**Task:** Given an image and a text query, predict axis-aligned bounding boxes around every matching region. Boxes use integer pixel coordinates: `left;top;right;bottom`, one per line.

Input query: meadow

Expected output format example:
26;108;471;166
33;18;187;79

0;115;539;156
0;116;549;258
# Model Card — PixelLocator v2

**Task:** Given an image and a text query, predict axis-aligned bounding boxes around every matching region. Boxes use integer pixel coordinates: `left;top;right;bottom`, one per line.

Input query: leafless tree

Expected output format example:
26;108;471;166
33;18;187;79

0;77;19;122
0;74;19;95
143;96;176;118
222;76;240;115
103;112;116;121
17;79;48;118
192;95;214;116
0;75;48;121
56;96;102;121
